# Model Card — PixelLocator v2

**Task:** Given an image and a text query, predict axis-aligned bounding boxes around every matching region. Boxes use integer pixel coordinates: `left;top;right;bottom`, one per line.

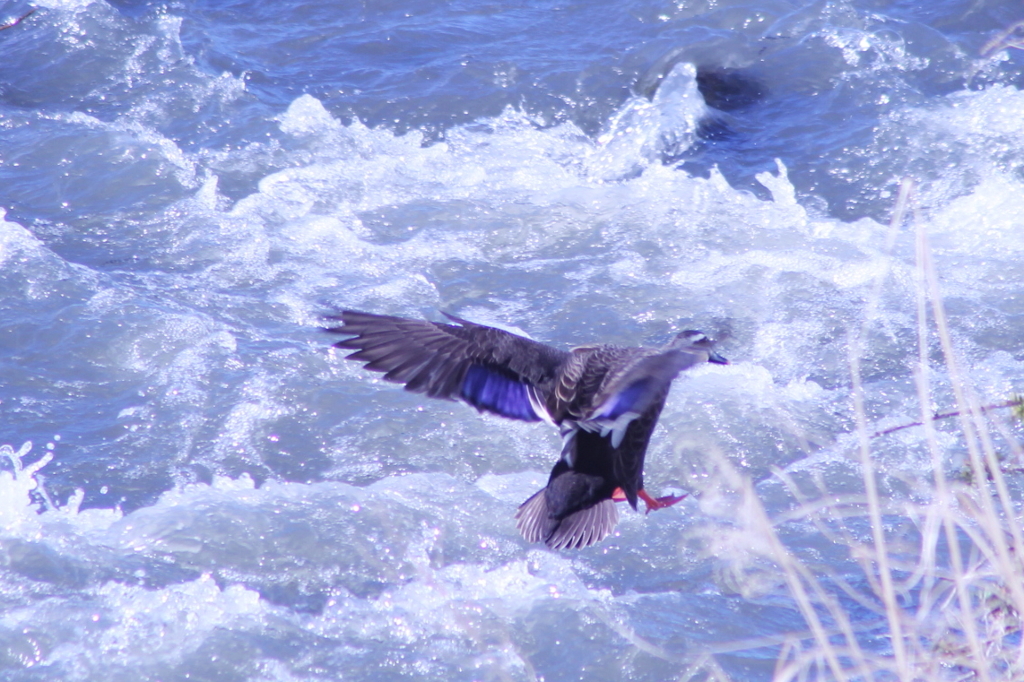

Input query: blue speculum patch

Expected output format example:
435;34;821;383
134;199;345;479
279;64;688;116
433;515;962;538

460;364;540;422
594;379;649;420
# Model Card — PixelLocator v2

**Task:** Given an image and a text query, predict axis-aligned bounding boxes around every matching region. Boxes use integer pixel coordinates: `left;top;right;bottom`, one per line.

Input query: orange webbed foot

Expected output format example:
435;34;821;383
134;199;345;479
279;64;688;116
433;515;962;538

638;488;687;515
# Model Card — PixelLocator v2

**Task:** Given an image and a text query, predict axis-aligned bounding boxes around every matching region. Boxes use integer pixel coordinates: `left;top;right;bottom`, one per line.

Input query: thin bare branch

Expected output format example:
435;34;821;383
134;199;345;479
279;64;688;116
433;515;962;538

872;399;1024;438
0;8;35;31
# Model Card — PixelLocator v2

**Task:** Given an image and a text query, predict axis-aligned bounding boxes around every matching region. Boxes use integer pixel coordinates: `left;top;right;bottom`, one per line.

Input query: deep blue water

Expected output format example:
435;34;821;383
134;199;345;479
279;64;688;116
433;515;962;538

3;0;1024;679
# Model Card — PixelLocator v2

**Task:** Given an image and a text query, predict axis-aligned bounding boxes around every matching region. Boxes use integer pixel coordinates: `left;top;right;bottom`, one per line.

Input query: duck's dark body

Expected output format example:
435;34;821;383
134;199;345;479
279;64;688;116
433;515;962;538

327;310;726;550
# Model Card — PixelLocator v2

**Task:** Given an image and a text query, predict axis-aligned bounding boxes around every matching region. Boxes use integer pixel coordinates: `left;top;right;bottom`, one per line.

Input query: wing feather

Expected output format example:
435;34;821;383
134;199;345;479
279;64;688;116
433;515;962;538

326;310;569;421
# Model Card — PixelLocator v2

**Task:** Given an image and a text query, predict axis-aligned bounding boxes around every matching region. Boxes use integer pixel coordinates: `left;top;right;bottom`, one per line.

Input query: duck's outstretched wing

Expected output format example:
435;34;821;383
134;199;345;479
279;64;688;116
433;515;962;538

325;310;569;422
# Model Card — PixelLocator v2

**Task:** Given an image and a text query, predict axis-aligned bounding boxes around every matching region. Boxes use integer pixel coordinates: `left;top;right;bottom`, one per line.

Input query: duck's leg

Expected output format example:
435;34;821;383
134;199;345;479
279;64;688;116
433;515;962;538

611;487;685;512
638;488;686;514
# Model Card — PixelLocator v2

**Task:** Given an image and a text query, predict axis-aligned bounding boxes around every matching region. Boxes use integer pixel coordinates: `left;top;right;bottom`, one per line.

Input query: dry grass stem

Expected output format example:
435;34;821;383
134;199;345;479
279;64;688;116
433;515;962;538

704;180;1024;680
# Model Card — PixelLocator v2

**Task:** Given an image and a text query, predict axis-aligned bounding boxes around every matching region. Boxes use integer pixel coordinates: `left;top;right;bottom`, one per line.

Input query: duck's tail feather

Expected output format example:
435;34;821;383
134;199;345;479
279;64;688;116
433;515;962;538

515;490;619;550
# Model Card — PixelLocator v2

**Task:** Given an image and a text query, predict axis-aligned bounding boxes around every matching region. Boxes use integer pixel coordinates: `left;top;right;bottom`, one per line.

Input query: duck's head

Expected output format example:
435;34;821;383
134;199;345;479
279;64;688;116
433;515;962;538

668;330;728;364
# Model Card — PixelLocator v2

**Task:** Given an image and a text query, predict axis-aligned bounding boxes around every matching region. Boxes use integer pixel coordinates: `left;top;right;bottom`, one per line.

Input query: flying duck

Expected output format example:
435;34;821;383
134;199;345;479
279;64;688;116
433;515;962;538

326;310;727;550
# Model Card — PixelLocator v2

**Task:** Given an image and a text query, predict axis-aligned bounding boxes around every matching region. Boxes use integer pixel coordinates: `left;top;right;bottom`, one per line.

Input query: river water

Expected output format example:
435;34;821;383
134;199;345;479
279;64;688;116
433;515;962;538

3;0;1024;680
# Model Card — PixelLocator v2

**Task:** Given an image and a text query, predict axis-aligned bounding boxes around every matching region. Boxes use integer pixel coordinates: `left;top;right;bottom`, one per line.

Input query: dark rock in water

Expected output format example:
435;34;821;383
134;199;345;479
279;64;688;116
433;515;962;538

696;68;766;112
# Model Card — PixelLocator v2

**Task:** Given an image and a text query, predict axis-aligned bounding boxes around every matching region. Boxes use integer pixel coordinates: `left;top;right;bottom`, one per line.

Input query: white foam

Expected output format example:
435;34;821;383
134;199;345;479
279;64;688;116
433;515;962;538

475;471;547;505
587;62;708;181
